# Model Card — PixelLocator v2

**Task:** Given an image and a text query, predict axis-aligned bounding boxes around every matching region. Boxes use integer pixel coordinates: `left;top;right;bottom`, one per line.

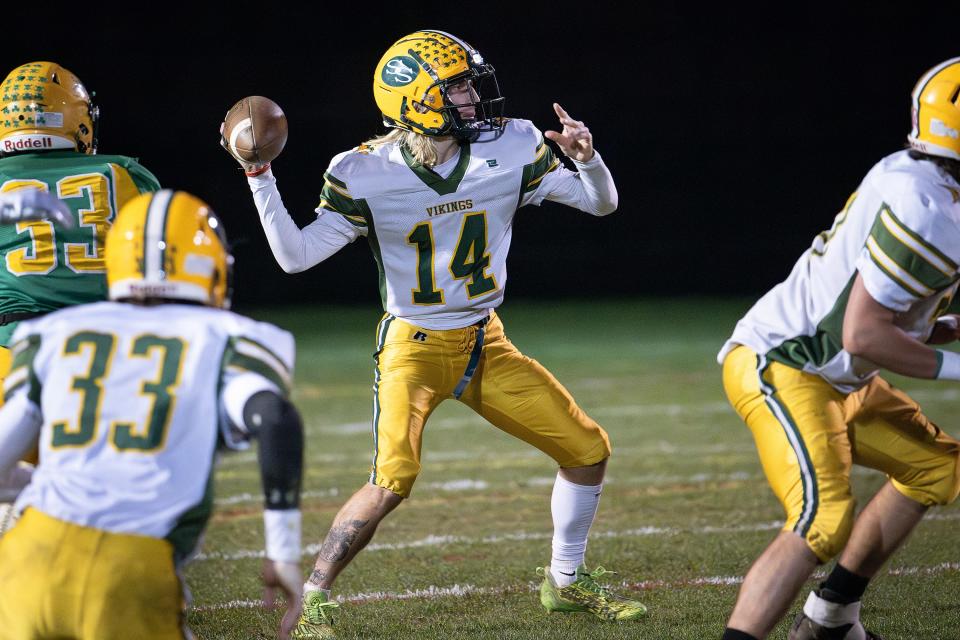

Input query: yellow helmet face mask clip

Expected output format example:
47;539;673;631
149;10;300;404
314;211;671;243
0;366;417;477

106;190;234;309
908;57;960;161
373;30;505;141
0;61;98;156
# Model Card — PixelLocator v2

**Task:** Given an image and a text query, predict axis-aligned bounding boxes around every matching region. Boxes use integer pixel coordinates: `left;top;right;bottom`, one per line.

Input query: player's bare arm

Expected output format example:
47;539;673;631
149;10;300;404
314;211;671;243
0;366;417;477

544;103;594;162
842;274;941;378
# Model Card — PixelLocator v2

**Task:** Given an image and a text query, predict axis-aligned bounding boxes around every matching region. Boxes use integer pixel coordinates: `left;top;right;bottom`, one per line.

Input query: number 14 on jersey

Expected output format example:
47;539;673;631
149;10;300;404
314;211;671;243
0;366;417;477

407;210;498;305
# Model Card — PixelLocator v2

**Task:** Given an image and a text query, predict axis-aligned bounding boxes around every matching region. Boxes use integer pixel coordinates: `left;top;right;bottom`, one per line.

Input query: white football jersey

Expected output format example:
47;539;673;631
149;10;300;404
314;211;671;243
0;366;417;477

317;119;569;329
719;150;960;392
5;301;294;557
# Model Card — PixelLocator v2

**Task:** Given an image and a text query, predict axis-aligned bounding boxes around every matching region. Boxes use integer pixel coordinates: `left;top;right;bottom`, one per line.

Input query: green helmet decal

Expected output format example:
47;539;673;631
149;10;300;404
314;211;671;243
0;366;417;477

381;56;419;87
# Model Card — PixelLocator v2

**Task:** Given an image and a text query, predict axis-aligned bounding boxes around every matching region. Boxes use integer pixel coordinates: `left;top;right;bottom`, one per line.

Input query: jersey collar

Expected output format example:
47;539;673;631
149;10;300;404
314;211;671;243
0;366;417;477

400;142;471;196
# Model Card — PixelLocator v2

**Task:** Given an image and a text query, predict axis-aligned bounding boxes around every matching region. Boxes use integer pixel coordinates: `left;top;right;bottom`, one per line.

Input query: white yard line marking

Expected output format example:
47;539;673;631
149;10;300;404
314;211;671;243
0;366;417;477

215;488;340;507
194;512;960;561
192;561;960;612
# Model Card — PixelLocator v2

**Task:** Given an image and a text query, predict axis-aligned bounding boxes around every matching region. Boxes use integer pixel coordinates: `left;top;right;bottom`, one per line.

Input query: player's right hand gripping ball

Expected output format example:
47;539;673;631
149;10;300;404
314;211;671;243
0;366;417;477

221;96;288;174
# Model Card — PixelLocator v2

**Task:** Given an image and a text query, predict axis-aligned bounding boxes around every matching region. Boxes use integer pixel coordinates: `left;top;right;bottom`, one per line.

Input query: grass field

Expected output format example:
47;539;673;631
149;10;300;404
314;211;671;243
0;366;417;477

187;299;960;639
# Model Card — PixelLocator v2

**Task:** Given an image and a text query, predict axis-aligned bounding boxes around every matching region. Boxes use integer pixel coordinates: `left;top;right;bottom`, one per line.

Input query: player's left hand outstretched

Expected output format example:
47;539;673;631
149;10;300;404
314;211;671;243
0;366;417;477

544;103;594;162
262;559;303;640
0;188;74;228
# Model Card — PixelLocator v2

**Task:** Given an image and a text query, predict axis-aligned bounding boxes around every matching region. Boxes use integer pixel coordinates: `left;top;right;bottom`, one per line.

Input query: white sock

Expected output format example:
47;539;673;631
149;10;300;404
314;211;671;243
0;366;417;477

549;473;602;587
803;591;866;639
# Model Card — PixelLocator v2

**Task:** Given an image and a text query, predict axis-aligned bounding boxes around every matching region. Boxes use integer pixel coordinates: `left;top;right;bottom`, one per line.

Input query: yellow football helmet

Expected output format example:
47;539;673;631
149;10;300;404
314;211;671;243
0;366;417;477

106;190;233;309
908;57;960;160
373;30;505;141
0;61;98;156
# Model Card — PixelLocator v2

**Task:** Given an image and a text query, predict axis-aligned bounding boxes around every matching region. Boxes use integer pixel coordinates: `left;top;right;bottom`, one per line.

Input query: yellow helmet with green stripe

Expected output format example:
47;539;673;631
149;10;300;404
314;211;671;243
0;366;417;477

373;30;505;141
0;61;98;156
908;57;960;160
106;190;233;309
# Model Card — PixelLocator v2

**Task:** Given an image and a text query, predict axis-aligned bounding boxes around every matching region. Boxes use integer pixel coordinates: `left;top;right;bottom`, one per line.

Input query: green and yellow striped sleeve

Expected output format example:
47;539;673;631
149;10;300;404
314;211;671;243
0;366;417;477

221;336;292;397
5;334;41;404
865;205;959;298
318;172;367;228
520;138;561;195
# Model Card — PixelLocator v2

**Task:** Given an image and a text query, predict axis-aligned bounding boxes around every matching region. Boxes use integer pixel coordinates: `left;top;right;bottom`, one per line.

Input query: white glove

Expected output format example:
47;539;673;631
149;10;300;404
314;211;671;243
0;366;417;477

0;189;73;228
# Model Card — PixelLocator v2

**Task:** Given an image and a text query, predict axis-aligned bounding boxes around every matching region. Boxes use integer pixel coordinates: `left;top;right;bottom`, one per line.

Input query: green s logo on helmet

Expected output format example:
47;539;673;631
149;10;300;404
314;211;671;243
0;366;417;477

381;56;419;87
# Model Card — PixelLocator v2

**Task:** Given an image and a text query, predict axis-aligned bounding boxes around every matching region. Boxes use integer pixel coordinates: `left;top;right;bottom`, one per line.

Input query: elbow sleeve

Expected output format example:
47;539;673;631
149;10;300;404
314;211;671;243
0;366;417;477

245;390;304;510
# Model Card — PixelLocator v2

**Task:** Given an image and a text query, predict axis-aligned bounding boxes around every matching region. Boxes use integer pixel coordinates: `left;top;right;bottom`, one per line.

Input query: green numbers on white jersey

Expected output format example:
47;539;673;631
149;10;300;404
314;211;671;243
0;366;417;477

51;331;114;448
407;211;498;305
50;331;186;451
451;212;498;298
407;221;444;305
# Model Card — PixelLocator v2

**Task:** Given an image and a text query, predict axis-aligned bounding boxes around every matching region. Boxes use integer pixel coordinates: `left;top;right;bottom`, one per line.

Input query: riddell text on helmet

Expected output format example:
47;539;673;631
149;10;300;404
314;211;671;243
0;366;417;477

2;135;59;152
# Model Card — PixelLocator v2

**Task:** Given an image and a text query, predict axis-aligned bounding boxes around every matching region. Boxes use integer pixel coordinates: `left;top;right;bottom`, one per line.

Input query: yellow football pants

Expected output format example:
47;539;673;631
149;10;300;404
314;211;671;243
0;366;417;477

0;508;188;639
0;344;9;408
370;312;611;497
723;345;960;561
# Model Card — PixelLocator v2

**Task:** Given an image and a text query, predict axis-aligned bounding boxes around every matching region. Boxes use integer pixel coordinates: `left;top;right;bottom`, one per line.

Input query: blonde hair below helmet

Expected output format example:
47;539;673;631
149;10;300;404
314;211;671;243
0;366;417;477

106;190;233;309
908;57;960;160
0;61;97;155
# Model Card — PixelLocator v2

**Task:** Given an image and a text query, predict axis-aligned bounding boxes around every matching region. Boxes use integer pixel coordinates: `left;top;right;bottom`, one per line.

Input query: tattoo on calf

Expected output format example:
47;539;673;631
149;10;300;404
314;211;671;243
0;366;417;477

318;519;369;563
308;569;328;586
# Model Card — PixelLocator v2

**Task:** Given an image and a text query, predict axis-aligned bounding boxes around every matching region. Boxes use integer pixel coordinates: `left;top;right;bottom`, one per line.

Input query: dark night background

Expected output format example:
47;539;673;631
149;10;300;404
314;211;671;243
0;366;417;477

7;5;957;311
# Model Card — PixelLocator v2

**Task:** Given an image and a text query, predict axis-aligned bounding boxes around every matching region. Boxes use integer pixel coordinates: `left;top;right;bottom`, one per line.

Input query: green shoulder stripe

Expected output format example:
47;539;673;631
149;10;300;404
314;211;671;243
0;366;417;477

521;142;559;195
221;336;292;396
5;333;41;403
319;172;368;227
866;205;957;296
325;172;348;190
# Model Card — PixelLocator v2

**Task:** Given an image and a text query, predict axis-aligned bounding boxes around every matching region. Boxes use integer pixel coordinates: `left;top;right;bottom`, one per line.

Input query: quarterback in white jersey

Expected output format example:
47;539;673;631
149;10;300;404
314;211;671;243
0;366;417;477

0;190;306;640
223;29;644;639
717;59;960;640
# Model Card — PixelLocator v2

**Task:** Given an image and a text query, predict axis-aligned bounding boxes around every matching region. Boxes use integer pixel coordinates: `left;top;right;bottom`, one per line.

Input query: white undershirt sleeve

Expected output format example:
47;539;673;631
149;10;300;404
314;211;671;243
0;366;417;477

535;151;619;216
246;169;363;273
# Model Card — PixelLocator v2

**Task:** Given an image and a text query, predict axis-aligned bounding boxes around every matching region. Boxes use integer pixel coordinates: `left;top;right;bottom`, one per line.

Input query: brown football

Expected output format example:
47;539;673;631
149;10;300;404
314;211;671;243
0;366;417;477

223;96;288;164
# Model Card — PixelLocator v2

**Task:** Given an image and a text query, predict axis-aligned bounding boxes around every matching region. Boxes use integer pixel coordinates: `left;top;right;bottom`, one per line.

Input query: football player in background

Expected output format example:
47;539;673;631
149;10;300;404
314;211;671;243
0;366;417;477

717;58;960;640
0;190;305;639
224;29;644;640
0;62;160;503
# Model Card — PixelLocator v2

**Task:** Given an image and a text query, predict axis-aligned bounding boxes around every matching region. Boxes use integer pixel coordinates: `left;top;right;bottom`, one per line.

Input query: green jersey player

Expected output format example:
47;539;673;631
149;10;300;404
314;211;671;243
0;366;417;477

0;61;160;510
0;61;160;367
